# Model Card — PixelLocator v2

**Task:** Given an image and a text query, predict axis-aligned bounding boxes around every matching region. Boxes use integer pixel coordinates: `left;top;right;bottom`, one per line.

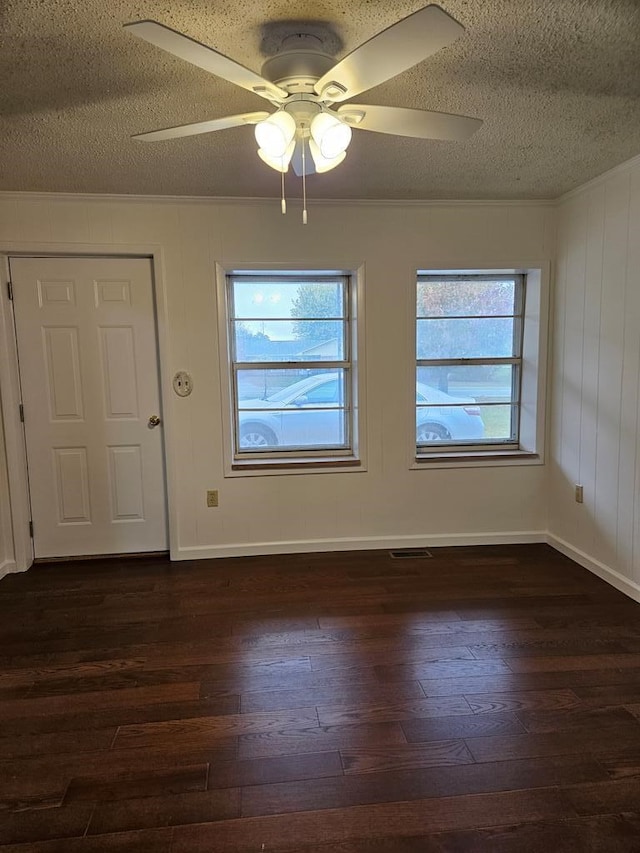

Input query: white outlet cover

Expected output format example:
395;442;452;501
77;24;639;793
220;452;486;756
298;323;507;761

172;370;193;397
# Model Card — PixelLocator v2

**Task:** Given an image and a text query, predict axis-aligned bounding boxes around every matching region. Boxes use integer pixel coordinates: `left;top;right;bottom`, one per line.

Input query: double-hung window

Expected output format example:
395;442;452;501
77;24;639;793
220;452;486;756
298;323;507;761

415;273;525;455
226;272;357;464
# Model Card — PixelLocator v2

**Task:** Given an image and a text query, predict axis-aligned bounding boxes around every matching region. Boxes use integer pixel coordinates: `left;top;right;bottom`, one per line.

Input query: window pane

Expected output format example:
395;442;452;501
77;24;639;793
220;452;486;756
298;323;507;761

417;279;516;317
416;404;485;444
478;404;515;441
417;364;515;404
416;367;517;445
233;320;344;362
236;368;348;451
232;279;344;319
417;317;515;359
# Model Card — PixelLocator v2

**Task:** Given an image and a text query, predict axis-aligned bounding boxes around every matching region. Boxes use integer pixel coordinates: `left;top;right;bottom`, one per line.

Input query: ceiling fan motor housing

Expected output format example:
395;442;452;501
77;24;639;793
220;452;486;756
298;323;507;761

261;35;336;94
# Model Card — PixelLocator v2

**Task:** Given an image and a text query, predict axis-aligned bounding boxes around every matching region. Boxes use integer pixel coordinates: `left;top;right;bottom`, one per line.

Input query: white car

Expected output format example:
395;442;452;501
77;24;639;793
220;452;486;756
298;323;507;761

238;373;484;449
415;382;484;443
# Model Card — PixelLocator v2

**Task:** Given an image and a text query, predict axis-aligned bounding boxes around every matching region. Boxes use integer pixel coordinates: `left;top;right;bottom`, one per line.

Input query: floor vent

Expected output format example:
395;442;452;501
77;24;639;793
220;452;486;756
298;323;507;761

389;548;433;559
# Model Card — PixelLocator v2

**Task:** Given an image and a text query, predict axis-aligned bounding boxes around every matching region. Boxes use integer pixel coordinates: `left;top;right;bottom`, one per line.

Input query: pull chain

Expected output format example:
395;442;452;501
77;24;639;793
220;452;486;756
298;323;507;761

301;141;308;225
281;166;286;215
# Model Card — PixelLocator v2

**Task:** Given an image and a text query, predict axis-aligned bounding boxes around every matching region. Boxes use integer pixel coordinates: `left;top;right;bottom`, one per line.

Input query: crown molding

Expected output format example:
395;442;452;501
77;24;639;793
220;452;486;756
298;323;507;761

3;152;640;209
0;191;555;208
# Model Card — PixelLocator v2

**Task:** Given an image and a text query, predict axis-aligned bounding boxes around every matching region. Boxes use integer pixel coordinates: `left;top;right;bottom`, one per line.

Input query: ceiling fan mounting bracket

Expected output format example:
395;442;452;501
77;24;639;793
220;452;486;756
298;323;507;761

280;33;324;52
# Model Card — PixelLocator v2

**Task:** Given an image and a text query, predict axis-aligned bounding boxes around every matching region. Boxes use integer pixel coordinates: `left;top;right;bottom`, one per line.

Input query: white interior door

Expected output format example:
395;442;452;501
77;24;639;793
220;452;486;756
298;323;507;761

10;256;168;558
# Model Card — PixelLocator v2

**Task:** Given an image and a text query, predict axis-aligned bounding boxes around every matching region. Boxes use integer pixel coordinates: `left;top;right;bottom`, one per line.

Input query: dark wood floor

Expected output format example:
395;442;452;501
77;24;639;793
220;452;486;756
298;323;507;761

1;544;640;851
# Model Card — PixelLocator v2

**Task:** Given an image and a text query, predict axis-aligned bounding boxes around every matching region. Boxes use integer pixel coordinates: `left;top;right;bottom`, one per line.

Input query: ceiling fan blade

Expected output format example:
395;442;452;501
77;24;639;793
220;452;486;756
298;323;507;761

291;141;316;177
338;105;482;141
314;5;464;103
132;111;271;142
124;20;287;103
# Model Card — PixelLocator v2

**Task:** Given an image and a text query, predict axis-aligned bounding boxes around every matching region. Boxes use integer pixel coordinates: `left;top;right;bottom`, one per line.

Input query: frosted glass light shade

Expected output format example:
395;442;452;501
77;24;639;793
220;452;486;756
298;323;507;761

310;112;352;159
308;139;346;173
255;111;296;157
257;140;295;172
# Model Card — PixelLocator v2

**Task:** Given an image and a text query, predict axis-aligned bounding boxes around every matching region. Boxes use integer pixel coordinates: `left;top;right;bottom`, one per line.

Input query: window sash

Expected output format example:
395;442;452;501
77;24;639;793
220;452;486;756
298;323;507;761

227;274;353;459
416;274;524;452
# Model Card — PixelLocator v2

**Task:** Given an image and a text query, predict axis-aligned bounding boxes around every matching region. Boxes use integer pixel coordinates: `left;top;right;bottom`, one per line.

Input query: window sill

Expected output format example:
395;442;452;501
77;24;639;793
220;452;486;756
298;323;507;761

228;457;365;477
412;449;541;469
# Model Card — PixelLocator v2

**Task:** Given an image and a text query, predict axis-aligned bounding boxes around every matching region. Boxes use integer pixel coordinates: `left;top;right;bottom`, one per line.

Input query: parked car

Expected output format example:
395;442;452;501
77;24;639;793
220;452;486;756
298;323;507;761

237;373;484;449
416;382;484;443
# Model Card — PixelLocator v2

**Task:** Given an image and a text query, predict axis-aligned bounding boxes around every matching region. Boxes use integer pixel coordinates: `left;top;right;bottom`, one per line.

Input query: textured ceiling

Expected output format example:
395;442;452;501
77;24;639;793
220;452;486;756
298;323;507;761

1;0;639;200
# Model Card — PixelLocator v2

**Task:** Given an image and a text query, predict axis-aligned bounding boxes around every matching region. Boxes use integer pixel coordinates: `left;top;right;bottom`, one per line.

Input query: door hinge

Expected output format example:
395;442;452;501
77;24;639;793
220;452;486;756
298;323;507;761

29;520;34;538
19;403;24;422
6;281;13;301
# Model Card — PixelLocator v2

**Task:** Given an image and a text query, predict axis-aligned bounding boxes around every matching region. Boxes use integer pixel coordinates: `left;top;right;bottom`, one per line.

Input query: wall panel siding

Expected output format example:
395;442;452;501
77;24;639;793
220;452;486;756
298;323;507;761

579;186;606;559
617;170;640;580
553;159;640;597
0;195;553;561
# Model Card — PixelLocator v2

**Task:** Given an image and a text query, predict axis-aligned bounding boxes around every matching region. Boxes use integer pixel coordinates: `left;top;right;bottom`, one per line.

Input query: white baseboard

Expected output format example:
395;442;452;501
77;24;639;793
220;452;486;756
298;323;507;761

173;530;547;561
5;532;637;608
547;534;640;604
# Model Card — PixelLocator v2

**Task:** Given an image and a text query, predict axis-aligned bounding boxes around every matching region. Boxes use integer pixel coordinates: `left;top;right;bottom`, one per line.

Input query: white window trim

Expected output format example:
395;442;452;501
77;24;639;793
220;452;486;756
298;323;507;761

409;265;548;469
216;263;367;477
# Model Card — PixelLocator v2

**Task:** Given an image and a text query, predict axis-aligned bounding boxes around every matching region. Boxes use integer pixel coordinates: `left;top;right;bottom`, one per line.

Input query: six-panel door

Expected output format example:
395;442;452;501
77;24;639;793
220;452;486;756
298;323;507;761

10;256;168;558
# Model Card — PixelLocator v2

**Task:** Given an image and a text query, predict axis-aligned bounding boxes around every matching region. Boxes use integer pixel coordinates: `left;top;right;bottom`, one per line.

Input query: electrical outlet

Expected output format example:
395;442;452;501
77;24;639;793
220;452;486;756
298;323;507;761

206;490;218;508
575;484;584;503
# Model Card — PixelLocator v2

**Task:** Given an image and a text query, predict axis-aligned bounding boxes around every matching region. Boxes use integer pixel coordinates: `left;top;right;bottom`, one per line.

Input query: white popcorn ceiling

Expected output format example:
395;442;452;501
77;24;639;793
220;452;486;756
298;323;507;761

1;0;639;199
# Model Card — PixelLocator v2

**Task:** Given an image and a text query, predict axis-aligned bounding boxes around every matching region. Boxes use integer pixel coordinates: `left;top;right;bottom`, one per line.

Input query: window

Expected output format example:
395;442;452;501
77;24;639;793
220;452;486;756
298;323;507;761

225;272;359;465
415;273;525;455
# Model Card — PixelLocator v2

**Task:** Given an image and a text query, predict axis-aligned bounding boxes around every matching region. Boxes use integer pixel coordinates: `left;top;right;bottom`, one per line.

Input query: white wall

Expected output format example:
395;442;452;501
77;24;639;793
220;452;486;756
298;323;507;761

550;156;640;602
0;194;554;561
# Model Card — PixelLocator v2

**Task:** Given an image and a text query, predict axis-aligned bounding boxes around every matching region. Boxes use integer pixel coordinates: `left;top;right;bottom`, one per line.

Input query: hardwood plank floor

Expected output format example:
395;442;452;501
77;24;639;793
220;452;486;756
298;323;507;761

1;544;640;851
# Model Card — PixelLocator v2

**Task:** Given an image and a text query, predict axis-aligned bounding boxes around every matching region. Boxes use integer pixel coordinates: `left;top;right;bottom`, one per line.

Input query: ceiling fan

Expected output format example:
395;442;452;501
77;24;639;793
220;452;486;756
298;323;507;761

125;5;481;174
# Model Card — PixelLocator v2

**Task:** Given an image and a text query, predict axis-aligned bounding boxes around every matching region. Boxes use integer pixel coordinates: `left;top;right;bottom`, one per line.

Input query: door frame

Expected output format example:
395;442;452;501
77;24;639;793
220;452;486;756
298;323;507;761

0;242;175;571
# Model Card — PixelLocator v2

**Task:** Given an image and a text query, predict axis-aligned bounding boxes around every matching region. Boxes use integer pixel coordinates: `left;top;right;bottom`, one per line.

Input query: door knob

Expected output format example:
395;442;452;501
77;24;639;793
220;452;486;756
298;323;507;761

148;415;162;428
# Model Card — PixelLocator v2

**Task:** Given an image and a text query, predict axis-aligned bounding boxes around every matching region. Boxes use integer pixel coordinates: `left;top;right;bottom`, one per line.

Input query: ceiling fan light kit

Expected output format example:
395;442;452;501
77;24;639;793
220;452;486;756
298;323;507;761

257;141;295;172
125;4;483;222
310;112;352;160
308;140;346;174
254;110;297;158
